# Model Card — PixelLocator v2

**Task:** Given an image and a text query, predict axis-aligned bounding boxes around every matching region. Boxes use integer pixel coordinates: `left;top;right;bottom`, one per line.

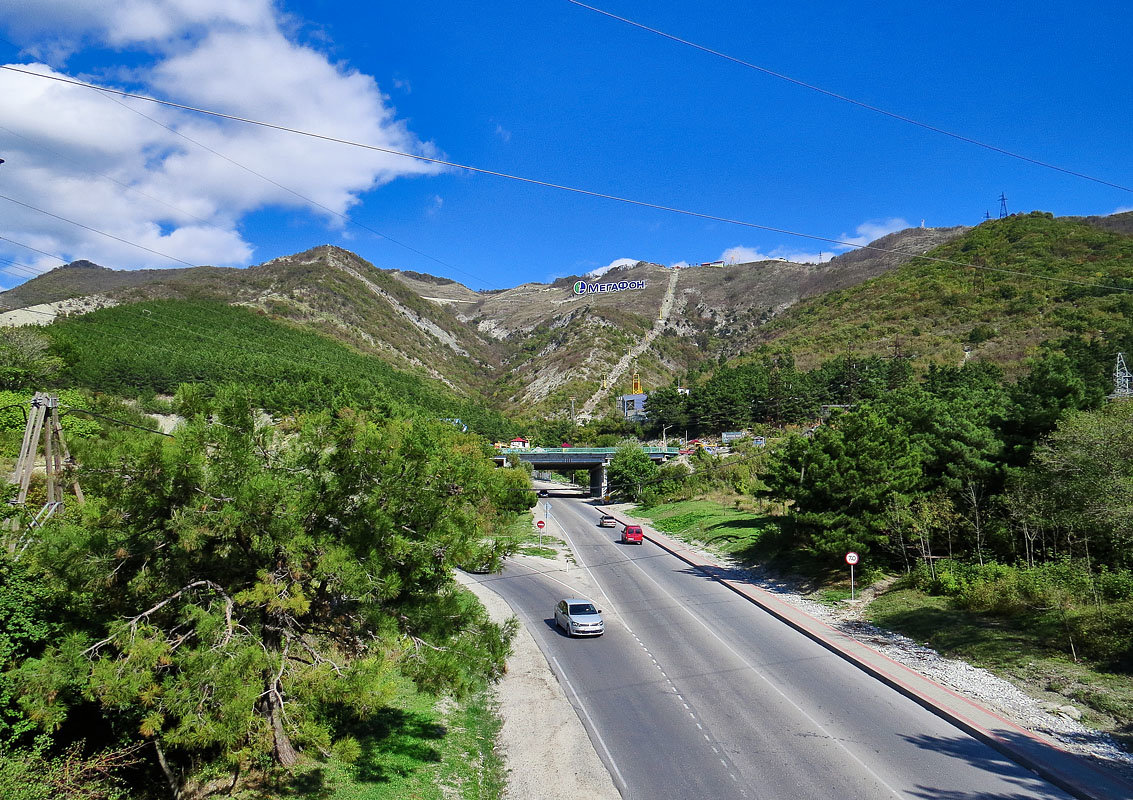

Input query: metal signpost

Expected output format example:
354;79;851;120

536;518;546;546
845;551;859;600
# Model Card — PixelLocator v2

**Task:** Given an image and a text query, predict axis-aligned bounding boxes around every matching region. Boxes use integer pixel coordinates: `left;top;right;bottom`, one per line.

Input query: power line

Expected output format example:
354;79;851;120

562;0;1132;194
1;66;1129;295
62;405;174;437
0;123;219;229
92;91;495;289
0;192;196;267
0;235;69;267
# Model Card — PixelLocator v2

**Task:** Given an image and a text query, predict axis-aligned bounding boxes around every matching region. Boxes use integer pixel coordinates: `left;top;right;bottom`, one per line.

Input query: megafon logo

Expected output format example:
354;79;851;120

573;279;646;295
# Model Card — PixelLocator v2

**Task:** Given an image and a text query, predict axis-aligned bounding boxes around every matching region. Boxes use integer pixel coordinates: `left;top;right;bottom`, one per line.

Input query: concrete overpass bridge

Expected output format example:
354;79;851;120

493;447;680;496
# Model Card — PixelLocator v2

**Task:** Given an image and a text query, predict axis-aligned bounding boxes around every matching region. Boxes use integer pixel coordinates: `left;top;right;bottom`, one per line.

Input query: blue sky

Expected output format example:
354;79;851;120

0;0;1129;290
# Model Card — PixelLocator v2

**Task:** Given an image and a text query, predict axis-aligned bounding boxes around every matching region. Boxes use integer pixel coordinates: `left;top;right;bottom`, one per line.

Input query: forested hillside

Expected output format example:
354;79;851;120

753;212;1133;369
44;299;513;440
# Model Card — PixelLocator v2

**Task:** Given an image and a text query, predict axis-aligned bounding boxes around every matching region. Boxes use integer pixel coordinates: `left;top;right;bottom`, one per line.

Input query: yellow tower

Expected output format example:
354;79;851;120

631;370;642;394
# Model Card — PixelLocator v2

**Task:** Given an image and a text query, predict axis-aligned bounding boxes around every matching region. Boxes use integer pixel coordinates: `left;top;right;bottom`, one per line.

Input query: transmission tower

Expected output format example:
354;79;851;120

1109;352;1132;400
998;193;1009;218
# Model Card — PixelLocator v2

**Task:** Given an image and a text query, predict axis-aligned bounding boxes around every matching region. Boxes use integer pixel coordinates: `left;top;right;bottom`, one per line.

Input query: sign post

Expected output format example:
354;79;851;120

845;551;859;600
536;518;546;546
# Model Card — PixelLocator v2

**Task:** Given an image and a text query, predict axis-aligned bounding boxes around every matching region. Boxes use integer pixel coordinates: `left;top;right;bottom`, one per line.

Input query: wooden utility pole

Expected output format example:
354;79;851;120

11;392;83;518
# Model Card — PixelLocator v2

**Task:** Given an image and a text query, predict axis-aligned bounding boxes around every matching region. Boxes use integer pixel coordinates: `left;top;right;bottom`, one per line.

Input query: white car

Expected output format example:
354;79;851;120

554;598;604;637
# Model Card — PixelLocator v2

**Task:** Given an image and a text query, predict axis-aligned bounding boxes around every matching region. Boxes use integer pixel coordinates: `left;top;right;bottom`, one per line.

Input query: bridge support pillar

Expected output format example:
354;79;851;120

589;464;608;498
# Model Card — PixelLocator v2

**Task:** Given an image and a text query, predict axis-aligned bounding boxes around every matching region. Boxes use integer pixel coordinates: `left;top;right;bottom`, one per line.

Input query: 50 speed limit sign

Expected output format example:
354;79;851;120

845;551;859;565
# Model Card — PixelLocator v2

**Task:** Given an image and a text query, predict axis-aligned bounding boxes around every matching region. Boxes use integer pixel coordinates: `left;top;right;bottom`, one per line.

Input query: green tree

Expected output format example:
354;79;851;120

15;388;520;794
1022;401;1133;569
764;406;921;560
643;386;689;437
606;442;659;502
0;329;63;391
1003;351;1094;462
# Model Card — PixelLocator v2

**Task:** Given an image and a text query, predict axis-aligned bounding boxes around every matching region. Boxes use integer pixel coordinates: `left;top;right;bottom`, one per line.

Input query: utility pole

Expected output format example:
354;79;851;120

661;423;671;448
569;396;576;425
998;192;1009;218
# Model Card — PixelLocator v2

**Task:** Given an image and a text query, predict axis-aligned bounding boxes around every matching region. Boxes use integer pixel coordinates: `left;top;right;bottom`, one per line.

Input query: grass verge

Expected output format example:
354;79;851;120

242;679;504;799
868;587;1133;751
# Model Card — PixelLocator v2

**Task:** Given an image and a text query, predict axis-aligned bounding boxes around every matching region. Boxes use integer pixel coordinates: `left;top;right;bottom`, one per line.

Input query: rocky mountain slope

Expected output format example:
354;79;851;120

3;212;1127;417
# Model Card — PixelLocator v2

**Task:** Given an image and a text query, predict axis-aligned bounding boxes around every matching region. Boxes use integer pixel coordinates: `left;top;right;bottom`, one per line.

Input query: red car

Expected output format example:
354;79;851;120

621;525;644;545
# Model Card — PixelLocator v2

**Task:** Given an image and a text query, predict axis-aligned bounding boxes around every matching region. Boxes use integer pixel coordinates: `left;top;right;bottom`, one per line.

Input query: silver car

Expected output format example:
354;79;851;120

554;598;604;637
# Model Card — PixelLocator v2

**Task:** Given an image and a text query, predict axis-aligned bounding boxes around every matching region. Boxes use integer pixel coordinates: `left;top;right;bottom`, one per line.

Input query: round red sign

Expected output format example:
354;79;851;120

536;520;546;529
845;551;859;565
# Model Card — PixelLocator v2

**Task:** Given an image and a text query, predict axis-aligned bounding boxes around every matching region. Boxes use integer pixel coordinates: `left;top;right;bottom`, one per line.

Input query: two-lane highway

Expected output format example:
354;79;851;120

477;492;1075;799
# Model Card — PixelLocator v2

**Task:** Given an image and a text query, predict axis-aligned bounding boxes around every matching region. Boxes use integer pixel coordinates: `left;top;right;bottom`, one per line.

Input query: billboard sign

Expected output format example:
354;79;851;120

573;279;646;295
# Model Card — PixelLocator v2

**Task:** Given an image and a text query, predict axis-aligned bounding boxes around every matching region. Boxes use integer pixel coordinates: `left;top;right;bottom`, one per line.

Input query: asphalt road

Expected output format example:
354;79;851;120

481;491;1076;800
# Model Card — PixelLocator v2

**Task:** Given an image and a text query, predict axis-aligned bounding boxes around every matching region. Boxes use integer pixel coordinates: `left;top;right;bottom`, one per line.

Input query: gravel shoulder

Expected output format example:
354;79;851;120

456;567;620;800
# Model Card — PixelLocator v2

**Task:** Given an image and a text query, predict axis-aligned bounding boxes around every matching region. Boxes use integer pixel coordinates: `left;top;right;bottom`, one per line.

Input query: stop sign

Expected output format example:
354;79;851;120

536;520;546;529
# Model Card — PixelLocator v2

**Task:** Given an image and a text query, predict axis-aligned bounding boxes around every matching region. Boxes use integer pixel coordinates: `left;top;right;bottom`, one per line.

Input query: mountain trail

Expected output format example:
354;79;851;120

578;268;679;419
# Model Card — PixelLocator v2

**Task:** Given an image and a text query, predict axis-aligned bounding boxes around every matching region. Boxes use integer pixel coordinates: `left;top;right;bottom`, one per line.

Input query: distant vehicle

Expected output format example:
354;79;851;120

598;514;617;528
538;489;549;497
554;598;604;637
621;524;644;545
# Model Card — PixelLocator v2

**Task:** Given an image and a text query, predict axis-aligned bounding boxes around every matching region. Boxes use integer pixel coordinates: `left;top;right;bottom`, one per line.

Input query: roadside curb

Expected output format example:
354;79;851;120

601;508;1133;800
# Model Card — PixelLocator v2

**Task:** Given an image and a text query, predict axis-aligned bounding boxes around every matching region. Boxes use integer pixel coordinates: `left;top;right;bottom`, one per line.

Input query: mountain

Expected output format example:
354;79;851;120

2;212;1128;418
748;211;1133;371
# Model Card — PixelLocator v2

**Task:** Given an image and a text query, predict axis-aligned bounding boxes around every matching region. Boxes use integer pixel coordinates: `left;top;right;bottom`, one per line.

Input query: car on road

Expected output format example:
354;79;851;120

537;489;549;497
598;514;617;527
554;599;604;637
621;524;644;545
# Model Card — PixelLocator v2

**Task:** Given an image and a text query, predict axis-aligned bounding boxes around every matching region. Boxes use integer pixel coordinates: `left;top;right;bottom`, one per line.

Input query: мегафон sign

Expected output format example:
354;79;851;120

573;279;646;295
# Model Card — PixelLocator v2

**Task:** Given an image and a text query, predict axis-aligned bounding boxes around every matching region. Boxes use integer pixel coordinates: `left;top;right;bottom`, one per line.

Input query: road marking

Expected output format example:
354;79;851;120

554;513;617;615
552;500;757;792
550;653;628;792
618;543;906;800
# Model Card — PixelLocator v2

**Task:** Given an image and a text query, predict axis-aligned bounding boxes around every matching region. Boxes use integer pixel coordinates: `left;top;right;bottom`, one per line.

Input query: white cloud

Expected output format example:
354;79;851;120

721;245;831;265
494;124;512;143
669;260;690;269
720;216;910;267
1112;206;1133;215
0;1;439;271
587;257;637;278
836;217;909;248
721;246;770;264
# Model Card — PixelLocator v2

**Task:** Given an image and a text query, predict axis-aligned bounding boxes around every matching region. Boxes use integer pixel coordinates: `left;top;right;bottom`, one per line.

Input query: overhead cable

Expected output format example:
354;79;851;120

1;66;1129;294
562;0;1132;193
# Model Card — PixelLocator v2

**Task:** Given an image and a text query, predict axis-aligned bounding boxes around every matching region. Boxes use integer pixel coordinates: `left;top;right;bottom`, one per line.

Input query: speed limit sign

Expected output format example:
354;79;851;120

845;551;859;565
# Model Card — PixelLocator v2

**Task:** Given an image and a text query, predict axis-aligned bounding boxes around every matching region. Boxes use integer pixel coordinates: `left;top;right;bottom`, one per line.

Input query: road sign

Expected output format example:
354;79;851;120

544;502;552;512
845;552;859;565
536;520;546;530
